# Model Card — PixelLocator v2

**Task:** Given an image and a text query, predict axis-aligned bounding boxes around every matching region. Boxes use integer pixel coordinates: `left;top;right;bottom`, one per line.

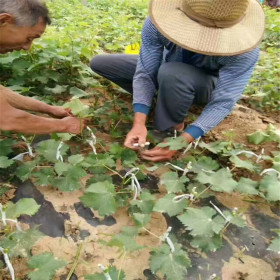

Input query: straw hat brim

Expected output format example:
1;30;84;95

149;0;265;56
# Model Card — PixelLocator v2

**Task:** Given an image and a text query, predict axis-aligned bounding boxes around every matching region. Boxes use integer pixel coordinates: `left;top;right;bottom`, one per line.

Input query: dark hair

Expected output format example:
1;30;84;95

0;0;51;26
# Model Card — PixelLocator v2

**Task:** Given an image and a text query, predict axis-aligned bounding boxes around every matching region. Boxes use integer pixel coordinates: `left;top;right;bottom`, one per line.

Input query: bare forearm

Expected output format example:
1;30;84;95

2;109;66;135
133;112;147;126
0;85;52;114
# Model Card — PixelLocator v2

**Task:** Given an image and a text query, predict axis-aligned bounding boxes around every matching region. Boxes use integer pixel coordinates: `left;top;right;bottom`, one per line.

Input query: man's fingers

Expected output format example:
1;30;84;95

124;136;139;150
141;154;169;162
141;148;168;157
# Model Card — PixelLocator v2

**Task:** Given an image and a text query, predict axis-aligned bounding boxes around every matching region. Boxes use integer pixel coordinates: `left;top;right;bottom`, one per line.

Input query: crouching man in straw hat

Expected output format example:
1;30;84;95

0;0;84;134
91;0;265;162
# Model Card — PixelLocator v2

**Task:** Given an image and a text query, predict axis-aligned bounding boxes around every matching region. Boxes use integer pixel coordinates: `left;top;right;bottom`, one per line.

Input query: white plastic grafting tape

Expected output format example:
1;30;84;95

260;168;280;179
86;126;97;155
172;194;195;203
124;168;142;200
21;136;34;157
201;169;215;174
208;274;217;280
165;162;192;176
133;142;150;148
98;264;112;280
0;203;7;226
0;247;15;280
235;148;264;163
162;227;175;253
174;130;177;139
56;142;64;162
183;142;193;154
193;137;201;149
183;137;201;154
210;201;231;222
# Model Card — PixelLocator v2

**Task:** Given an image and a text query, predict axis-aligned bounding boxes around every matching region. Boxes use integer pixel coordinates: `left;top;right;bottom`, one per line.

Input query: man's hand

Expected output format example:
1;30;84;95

140;146;178;162
49;106;73;118
60;116;85;134
124;124;148;150
140;132;195;162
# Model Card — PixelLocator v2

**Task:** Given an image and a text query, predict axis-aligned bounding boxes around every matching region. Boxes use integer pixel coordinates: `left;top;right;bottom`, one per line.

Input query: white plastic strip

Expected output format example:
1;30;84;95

0;247;15;280
210;201;231;222
260;168;280;179
235;148;264;163
56;141;64;162
133;142;150;148
165;162;192;176
86;126;97;155
124;168;142;200
173;194;194;203
12;152;29;162
174;130;177;139
0;203;7;226
98;264;112;280
208;274;217;280
183;142;193;154
193;137;201;150
21;136;34;157
162;227;175;253
87;140;97;155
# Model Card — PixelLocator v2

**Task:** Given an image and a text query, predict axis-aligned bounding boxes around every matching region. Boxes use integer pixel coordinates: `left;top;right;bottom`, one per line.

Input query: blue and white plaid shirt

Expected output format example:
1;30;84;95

133;17;260;139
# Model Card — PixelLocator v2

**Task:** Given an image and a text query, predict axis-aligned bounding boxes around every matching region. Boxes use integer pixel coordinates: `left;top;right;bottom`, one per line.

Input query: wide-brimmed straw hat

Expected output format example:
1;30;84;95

149;0;265;56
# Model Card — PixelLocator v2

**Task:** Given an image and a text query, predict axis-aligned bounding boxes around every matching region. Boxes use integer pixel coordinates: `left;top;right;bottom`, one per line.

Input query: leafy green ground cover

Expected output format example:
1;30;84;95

0;1;279;279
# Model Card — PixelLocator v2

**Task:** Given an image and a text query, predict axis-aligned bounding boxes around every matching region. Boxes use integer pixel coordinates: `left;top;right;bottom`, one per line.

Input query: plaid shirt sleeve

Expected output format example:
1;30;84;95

133;17;163;114
191;48;259;136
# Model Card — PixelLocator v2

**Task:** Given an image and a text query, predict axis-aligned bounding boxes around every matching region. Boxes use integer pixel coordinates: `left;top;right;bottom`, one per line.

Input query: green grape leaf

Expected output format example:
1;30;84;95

198;141;230;154
150;243;191;280
63;98;90;117
153;193;187;217
268;237;280;253
187;182;213;199
0;227;43;258
33;167;55;187
4;198;40;219
259;175;280;201
0;139;15;156
133;213;151;228
222;211;246;227
157;137;188;151
130;190;156;214
80;181;117;216
191;156;219;173
69;86;89;98
230;155;258;172
53;165;87;192
191;234;223;252
54;162;69;176
178;207;225;237
236;177;259;195
121;149;138;165
106;227;143;252
195;168;237;193
68;154;84;165
85;266;126;280
15;161;37;182
36;140;69;162
160;172;188;193
28;253;67;280
0;156;14;168
248;131;270;144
